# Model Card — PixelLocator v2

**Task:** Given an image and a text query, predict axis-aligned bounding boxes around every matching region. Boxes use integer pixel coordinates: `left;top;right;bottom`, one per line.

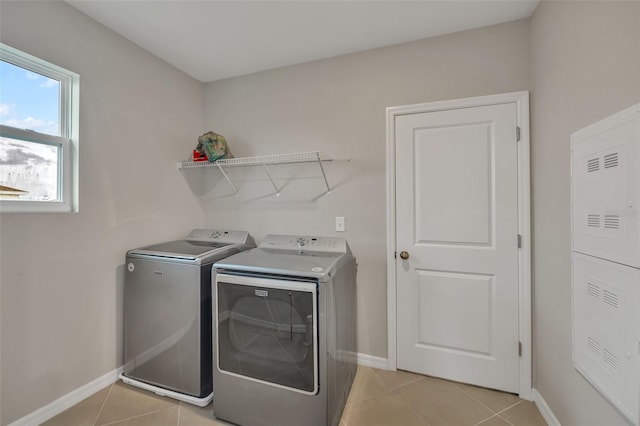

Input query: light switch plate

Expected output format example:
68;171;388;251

335;216;345;232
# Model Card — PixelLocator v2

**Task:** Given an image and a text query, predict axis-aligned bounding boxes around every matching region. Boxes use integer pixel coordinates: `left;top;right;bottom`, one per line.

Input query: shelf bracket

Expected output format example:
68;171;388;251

261;163;281;196
316;152;331;193
215;162;238;195
178;152;336;198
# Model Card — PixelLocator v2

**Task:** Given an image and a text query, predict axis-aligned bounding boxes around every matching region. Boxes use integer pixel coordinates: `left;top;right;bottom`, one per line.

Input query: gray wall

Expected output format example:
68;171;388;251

530;1;640;425
2;1;638;425
202;19;531;358
0;2;205;424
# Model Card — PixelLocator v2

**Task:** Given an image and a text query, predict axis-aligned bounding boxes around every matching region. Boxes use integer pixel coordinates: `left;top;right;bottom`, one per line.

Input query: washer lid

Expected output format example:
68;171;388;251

126;229;255;263
129;239;231;260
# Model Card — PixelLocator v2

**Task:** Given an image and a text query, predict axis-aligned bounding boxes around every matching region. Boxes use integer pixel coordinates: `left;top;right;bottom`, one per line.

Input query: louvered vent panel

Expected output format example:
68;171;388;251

604;152;619;169
603;349;619;371
603;289;619;309
587;214;601;228
571;105;640;425
587;158;600;172
587;337;601;357
604;215;620;229
587;282;600;298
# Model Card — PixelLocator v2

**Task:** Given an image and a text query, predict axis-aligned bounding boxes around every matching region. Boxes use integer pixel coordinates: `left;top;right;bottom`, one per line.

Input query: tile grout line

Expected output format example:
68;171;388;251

392;390;432;426
494;400;524;416
472;413;501;426
367;369;432;426
345;394;375;407
469;399;525;426
344;367;390;406
455;384;523;418
92;383;115;426
361;368;534;426
387;376;426;392
446;382;528;426
493;401;524;426
368;367;427;392
176;402;181;426
496;414;517;426
97;405;178;426
366;367;391;389
454;386;502;416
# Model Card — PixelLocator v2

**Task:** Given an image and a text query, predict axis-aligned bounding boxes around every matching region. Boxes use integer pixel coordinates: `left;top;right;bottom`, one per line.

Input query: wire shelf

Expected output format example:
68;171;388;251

177;151;334;195
177;151;330;169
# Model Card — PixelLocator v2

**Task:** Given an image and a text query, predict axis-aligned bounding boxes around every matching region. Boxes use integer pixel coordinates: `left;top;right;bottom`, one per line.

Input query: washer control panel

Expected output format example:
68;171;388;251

259;234;347;253
186;229;250;244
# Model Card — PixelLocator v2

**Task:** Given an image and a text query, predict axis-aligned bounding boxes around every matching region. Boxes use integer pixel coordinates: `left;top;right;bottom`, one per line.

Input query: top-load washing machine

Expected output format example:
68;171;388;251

212;235;357;426
121;229;255;406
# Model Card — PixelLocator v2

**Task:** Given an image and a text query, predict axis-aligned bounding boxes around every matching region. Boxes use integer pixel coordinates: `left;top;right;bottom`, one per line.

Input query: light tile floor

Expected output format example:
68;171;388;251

42;367;547;426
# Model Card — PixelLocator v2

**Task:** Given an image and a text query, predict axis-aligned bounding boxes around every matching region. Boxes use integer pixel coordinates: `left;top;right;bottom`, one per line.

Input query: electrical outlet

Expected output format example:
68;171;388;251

335;216;345;232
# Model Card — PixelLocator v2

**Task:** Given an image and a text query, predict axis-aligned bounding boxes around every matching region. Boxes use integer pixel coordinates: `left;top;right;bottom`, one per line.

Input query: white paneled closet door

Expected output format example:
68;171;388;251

395;101;521;393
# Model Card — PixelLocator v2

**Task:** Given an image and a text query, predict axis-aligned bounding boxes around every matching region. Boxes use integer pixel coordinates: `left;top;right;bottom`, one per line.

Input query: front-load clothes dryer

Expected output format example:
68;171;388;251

212;235;357;426
121;229;255;406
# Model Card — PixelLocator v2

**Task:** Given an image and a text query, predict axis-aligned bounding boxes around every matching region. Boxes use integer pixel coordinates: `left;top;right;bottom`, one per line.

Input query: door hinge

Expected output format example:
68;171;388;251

394;251;397;259
516;126;521;142
517;234;522;248
518;341;523;357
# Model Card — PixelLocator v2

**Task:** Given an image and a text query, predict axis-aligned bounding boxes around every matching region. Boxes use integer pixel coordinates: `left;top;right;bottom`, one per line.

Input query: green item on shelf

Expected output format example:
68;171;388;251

197;131;233;162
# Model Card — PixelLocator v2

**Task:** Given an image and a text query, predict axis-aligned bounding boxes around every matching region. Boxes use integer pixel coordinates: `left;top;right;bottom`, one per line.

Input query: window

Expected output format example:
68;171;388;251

0;43;79;212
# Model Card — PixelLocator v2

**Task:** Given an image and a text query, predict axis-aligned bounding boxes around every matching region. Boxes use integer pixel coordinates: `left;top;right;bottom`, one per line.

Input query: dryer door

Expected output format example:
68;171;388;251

215;273;318;395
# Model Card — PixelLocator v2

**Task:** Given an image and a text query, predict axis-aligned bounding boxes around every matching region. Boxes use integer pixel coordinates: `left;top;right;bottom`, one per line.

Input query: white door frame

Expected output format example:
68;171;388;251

385;91;532;400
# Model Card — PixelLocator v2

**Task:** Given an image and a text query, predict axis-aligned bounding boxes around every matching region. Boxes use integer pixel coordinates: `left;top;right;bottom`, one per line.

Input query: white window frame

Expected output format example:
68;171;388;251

0;43;79;213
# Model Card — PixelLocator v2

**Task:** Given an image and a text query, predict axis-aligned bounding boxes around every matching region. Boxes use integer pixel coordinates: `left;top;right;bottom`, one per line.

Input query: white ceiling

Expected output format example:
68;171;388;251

66;0;539;83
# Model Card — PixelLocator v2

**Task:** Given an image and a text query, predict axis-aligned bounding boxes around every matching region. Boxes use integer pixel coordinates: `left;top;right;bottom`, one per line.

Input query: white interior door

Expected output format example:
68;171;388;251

395;101;520;393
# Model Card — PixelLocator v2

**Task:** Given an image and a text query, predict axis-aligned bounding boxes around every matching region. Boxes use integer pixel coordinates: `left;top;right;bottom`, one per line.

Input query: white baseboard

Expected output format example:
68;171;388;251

356;353;389;370
8;367;123;426
11;352;389;426
532;388;561;426
9;359;553;426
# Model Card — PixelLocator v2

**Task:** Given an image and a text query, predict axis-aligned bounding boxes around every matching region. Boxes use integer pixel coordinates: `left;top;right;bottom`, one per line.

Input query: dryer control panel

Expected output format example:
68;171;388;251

259;234;347;254
186;229;251;244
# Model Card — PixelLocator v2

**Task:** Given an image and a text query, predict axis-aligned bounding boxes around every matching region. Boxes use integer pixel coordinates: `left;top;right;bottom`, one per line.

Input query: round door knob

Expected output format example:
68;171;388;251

399;251;410;260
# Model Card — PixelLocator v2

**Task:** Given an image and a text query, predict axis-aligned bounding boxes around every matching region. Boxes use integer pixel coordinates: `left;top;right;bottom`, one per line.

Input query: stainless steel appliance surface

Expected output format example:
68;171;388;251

121;229;255;406
212;235;357;426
